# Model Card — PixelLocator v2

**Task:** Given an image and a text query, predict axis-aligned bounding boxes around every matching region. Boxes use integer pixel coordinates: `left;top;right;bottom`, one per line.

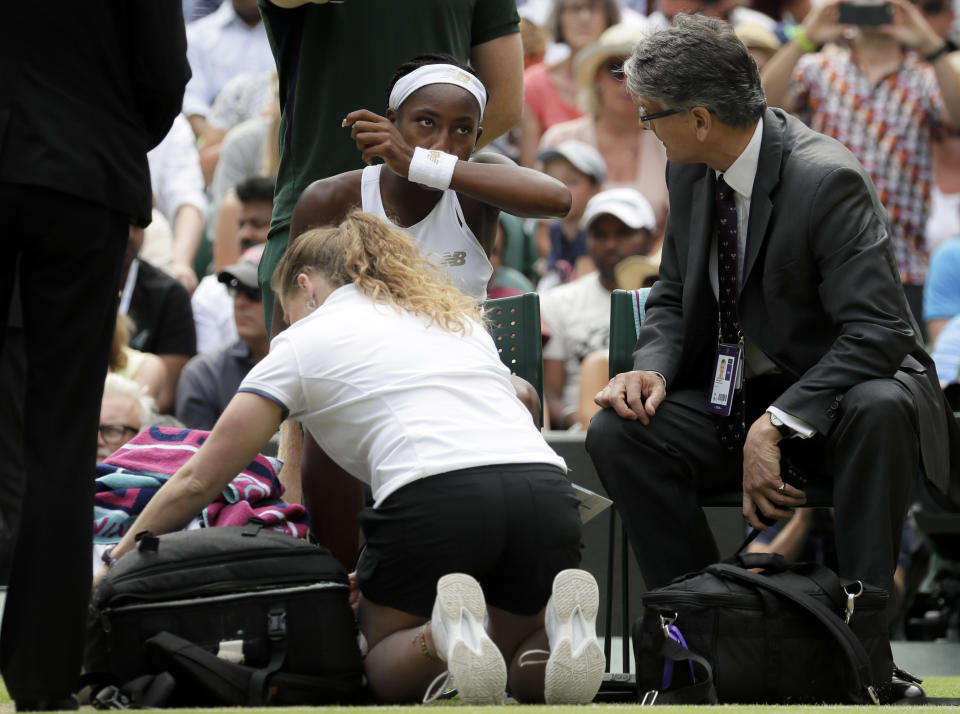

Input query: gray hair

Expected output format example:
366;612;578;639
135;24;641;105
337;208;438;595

103;373;156;429
624;14;766;128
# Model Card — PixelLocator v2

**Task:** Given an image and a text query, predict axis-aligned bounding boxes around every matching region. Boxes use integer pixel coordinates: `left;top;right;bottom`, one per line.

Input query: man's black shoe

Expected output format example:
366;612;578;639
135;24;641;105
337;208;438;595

890;671;926;705
14;695;79;711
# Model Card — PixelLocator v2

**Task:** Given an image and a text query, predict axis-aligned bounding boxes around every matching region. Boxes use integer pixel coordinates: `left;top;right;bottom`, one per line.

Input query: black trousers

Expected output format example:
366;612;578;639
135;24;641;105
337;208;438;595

586;375;918;598
0;183;127;701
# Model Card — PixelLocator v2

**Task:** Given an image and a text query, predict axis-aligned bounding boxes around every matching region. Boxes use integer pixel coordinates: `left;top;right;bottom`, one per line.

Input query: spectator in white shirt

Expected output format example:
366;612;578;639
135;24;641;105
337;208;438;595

193;177;274;354
183;0;275;137
148;114;208;293
540;188;657;429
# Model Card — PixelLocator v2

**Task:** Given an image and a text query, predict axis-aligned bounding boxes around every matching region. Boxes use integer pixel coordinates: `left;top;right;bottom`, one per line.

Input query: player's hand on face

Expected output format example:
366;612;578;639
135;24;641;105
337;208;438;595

343;109;415;176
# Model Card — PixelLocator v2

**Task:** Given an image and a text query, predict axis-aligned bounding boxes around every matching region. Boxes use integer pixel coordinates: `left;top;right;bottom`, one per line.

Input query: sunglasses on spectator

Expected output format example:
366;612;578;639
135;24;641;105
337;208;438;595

239;238;264;253
99;423;138;445
920;0;949;12
224;277;262;302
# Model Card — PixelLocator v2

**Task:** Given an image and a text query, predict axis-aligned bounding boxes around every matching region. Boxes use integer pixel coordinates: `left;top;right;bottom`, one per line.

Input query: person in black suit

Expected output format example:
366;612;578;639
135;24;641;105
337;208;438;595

586;14;959;603
0;4;189;709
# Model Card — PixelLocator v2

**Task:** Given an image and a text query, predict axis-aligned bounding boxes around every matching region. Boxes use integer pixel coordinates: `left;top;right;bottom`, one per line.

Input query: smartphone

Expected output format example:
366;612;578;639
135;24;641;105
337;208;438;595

837;1;894;26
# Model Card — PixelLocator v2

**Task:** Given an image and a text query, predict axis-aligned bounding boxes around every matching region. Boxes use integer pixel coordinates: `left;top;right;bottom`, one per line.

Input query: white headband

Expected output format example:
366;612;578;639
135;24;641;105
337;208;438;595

388;63;487;117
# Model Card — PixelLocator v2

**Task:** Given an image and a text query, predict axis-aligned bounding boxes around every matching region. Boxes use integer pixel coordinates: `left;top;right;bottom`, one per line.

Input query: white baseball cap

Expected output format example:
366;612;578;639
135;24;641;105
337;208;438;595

538;140;608;184
581;188;656;232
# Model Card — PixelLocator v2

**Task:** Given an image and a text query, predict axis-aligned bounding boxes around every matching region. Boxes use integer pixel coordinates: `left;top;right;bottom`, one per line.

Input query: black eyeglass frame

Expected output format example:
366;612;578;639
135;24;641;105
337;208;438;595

637;106;685;124
98;423;139;444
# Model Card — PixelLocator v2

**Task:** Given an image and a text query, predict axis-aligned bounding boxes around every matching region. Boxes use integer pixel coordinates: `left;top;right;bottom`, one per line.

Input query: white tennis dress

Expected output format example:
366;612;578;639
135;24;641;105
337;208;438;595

360;164;493;300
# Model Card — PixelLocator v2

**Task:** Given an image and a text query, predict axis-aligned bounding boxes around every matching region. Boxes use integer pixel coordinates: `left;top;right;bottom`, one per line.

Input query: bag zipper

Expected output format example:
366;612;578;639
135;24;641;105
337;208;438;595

100;581;348;633
107;550;346;590
643;589;885;620
642;592;759;609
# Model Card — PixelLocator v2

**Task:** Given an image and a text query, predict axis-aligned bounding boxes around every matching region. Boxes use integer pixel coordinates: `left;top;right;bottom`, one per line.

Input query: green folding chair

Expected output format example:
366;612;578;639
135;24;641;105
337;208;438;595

605;288;834;670
485;292;544;426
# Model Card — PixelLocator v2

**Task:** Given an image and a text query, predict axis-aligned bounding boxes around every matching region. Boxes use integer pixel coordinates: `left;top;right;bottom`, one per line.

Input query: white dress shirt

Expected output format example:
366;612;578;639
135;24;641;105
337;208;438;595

147;114;208;225
183;2;275;118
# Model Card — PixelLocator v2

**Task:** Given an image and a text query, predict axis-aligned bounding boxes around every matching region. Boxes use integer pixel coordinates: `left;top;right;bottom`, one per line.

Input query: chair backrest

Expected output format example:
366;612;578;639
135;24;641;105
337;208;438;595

490;266;535;294
608;288;650;378
498;212;538;280
485;292;544;424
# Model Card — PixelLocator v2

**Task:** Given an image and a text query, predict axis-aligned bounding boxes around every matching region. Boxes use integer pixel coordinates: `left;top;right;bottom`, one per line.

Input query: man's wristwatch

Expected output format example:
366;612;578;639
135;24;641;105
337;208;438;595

925;39;959;63
101;546;119;569
768;412;793;439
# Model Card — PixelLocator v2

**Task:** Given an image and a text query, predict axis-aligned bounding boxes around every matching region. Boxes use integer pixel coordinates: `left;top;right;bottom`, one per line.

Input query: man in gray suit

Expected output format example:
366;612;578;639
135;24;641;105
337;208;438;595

586;14;957;601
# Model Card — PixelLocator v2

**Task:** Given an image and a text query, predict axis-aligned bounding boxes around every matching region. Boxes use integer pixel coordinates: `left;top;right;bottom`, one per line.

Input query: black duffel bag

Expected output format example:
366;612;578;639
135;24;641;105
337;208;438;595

86;521;365;706
632;551;893;705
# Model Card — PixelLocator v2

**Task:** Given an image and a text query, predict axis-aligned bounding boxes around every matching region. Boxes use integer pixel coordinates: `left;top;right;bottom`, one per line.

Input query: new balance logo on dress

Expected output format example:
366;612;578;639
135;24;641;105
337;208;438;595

441;251;467;267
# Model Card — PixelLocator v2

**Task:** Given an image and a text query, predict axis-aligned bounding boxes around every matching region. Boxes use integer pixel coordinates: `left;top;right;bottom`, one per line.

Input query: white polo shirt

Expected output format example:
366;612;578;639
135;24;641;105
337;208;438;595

240;284;565;506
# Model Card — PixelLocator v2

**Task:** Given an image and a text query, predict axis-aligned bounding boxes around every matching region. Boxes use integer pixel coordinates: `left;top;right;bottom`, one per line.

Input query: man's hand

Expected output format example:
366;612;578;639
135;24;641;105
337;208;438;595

801;0;847;47
742;414;807;529
348;570;360;614
342;110;414;175
594;370;665;425
172;261;198;294
882;0;943;55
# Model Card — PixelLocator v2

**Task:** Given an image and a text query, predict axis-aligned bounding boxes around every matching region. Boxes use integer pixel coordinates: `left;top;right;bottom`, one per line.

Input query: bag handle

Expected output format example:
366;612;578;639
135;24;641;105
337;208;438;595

641;636;718;705
727;552;848;614
708;563;880;705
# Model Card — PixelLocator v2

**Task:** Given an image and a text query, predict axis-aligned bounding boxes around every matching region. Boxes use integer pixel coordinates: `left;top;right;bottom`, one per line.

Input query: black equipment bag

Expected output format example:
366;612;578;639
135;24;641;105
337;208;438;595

85;522;364;705
632;552;893;705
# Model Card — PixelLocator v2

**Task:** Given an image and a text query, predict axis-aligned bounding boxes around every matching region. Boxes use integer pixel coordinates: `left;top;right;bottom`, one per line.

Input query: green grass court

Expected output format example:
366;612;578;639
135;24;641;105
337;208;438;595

0;677;958;712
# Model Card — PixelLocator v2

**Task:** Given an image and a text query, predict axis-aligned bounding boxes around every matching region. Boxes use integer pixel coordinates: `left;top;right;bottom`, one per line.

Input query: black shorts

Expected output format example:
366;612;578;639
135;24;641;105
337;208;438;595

356;463;582;618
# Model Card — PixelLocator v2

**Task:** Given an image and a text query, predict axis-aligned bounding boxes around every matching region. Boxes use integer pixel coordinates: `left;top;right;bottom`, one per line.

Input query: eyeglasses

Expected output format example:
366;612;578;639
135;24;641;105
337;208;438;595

99;423;138;445
224;277;262;302
638;106;685;127
604;60;626;80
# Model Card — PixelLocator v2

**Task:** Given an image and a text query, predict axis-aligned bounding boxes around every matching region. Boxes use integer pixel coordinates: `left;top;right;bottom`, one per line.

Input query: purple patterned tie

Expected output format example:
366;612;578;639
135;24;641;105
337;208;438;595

715;175;745;452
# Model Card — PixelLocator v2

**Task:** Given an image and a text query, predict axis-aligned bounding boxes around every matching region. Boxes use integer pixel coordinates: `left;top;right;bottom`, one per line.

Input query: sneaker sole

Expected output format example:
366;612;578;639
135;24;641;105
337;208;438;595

435;573;507;705
544;569;605;705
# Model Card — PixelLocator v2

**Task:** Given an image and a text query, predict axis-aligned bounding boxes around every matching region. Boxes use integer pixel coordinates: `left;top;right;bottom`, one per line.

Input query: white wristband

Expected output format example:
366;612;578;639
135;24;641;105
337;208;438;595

407;146;458;190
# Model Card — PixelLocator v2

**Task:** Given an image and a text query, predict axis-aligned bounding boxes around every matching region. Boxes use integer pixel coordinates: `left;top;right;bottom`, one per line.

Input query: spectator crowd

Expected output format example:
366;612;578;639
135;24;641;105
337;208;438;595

85;0;960;440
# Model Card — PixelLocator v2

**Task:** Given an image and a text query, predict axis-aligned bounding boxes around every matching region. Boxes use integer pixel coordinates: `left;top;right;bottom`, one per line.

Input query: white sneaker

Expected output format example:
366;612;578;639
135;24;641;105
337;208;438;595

543;569;606;704
427;573;507;705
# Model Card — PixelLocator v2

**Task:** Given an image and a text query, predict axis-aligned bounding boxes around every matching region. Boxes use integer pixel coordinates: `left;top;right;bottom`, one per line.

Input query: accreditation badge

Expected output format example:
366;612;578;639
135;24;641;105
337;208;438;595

706;342;743;416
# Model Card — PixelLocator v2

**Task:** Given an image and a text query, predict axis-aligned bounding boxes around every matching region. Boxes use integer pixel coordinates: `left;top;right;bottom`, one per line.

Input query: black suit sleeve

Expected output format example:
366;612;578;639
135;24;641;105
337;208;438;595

772;166;917;433
124;0;191;148
631;164;686;384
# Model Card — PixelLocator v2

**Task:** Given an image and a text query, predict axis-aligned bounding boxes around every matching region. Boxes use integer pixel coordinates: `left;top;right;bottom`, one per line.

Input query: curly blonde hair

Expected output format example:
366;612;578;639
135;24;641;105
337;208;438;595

272;210;483;334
